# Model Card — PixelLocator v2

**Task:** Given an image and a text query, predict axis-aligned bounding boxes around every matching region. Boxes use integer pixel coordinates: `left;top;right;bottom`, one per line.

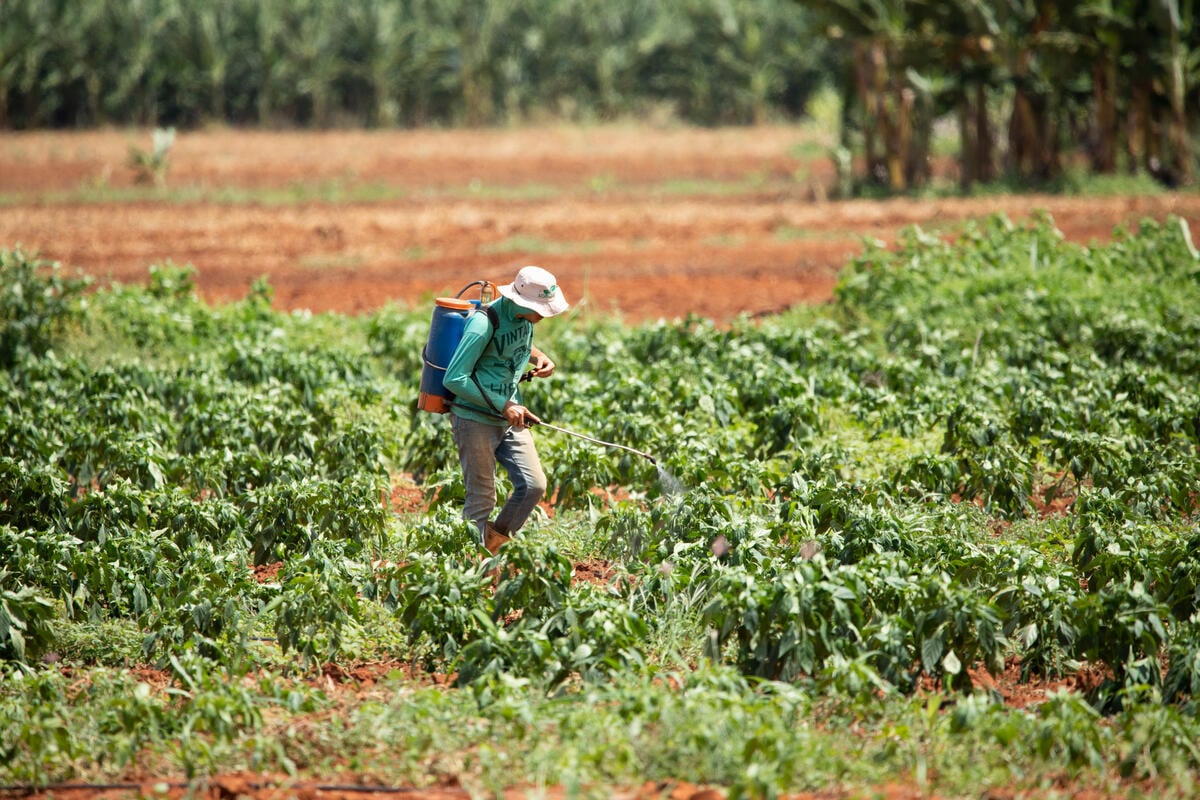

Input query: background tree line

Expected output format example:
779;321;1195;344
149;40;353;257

0;0;824;130
1;0;1196;191
804;0;1199;190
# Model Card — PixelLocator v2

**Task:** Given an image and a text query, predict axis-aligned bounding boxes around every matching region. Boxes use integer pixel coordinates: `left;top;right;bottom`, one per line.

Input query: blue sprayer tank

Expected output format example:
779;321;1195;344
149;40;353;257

418;297;475;413
418;281;495;413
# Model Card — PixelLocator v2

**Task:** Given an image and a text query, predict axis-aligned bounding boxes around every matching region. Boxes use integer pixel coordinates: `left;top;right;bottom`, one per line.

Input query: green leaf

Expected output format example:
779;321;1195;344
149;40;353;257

920;634;944;672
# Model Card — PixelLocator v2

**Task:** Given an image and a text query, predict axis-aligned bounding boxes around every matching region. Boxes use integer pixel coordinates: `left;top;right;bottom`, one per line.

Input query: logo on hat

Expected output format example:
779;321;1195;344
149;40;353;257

539;285;558;299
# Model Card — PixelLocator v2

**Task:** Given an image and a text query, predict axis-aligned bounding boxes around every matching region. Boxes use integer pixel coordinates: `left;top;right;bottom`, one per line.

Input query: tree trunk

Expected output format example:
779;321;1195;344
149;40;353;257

1164;32;1193;185
1125;79;1146;174
883;52;912;193
854;40;888;186
973;81;994;183
1008;86;1037;177
1091;57;1118;173
905;81;933;189
1006;3;1054;181
959;91;976;190
1129;46;1169;184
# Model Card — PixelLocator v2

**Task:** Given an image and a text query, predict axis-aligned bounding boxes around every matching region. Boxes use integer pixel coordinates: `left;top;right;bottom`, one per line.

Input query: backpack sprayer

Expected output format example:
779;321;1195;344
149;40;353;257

417;280;497;414
417;280;657;465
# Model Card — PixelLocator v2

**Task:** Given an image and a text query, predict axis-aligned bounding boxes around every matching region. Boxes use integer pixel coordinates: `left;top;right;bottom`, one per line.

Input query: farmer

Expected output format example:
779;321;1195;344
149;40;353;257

443;266;569;555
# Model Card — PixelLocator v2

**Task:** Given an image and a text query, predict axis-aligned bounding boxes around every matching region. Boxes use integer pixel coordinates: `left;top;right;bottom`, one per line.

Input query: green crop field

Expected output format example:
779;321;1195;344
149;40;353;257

2;213;1200;798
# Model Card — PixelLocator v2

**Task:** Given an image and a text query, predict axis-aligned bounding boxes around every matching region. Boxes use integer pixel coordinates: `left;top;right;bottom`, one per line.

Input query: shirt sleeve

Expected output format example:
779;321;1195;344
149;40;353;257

443;313;502;413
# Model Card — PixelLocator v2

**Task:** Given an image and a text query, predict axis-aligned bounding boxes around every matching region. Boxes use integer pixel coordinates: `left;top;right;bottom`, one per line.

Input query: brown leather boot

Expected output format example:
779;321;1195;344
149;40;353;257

483;523;511;555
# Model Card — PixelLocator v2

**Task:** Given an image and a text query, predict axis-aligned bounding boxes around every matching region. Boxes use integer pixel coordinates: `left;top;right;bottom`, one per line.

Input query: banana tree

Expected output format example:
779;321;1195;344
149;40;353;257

916;0;1006;187
800;0;1018;191
1001;1;1061;180
1149;0;1194;186
800;0;934;191
1054;0;1193;185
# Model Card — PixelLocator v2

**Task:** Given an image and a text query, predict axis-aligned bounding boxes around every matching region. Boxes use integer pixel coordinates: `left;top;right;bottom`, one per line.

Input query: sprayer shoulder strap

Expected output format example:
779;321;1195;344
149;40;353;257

482;304;500;336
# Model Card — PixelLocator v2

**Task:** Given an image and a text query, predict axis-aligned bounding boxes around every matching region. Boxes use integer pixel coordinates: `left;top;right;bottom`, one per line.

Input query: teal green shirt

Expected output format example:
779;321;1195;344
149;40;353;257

443;298;532;425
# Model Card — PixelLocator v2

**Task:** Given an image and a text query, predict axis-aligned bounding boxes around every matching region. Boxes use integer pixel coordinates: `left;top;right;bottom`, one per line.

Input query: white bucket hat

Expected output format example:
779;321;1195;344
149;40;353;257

498;266;569;317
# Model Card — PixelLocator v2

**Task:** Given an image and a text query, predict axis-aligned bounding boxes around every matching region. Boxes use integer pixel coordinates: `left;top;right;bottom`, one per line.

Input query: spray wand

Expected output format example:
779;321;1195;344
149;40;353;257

529;418;656;464
502;369;657;464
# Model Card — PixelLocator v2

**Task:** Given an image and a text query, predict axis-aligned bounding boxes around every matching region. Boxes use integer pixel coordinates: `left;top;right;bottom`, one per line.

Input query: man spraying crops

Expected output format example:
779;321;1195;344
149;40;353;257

443;266;569;555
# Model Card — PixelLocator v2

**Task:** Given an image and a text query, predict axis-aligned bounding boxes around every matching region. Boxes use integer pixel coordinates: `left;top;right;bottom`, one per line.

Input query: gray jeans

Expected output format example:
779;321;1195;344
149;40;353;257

451;415;547;539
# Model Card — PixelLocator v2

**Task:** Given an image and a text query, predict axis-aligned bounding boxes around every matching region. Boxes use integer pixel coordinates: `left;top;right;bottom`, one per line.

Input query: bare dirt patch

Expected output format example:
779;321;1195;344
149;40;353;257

2;126;1197;322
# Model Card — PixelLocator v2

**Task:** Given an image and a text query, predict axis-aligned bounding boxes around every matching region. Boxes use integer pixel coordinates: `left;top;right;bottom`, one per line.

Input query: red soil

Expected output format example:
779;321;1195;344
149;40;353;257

1;126;1196;322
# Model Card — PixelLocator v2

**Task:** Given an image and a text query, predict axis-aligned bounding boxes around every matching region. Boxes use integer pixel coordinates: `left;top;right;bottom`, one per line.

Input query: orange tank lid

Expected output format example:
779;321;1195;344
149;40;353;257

435;297;474;310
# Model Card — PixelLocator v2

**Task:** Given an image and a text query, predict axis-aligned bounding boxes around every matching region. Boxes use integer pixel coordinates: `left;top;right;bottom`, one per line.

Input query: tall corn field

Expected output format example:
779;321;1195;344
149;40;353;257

0;0;826;128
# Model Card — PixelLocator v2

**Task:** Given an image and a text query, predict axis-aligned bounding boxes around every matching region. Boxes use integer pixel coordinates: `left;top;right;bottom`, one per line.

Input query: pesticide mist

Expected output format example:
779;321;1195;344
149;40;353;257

656;464;685;497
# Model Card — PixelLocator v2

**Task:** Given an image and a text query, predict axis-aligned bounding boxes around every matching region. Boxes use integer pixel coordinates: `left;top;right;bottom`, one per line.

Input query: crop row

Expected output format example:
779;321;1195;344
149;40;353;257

0;214;1196;691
